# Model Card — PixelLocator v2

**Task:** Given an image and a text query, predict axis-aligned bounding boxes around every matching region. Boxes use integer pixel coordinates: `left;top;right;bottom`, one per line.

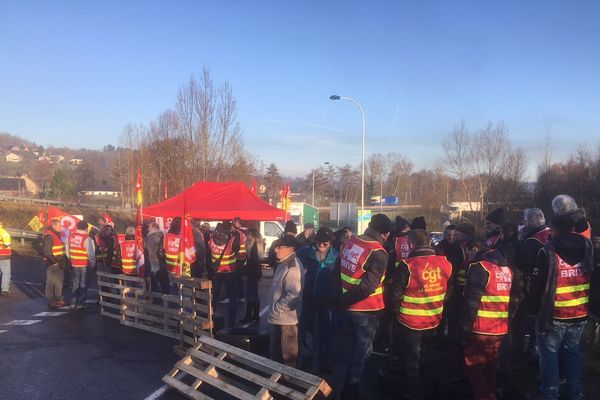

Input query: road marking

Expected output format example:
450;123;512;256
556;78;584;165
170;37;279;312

0;330;7;334
58;306;71;310
2;320;42;326
11;280;44;287
259;306;269;317
143;384;168;400
86;299;98;304
33;312;68;317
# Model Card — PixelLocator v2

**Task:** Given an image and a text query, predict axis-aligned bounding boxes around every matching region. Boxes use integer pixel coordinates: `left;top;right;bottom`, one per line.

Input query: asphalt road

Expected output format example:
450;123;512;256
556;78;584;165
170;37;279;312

2;255;600;400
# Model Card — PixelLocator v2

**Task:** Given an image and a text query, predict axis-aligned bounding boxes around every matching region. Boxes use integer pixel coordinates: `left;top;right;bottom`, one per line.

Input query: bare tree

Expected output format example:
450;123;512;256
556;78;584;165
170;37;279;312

442;121;474;209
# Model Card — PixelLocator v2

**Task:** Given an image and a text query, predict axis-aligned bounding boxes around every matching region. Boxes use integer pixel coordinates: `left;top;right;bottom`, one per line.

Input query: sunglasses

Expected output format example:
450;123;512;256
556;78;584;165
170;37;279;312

317;241;331;247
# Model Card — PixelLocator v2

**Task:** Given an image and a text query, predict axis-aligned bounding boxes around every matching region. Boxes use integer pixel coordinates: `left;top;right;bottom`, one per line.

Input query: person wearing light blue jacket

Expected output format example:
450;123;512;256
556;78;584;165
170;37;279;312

297;227;339;373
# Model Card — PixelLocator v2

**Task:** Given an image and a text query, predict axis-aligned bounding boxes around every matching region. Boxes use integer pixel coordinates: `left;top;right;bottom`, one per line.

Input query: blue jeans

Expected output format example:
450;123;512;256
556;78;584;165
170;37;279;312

300;296;332;370
341;310;380;385
537;320;586;400
0;259;10;292
71;267;87;306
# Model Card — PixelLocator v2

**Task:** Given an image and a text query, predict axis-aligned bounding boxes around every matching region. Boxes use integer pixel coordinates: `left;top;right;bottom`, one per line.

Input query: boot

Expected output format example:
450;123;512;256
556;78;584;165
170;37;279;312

238;302;253;324
252;302;261;322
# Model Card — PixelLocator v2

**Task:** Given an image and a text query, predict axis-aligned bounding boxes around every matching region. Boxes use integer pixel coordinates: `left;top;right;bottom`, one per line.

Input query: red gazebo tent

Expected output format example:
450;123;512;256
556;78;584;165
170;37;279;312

142;181;285;221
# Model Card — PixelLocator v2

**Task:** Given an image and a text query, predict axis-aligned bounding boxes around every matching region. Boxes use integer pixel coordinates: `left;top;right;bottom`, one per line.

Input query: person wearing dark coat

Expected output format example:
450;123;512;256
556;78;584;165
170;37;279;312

191;220;207;279
42;219;68;308
529;215;596;400
239;228;265;324
485;208;504;248
551;194;592;239
296;222;316;247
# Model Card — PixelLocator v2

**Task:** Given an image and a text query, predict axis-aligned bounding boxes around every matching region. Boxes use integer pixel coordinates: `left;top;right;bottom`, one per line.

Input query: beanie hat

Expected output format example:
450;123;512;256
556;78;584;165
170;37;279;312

395;216;410;231
552;194;578;216
276;234;299;248
284;220;298;234
76;220;88;231
410;216;427;230
455;222;476;236
485;208;504;225
368;214;392;234
315;227;334;243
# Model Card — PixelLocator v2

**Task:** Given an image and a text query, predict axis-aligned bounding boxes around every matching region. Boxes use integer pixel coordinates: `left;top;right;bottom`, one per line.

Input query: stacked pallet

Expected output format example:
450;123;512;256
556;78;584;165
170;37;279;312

164;336;332;400
97;271;214;346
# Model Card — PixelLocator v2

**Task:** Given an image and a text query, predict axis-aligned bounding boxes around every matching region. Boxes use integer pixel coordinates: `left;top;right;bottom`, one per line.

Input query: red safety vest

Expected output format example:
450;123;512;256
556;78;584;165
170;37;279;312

394;235;410;266
236;228;247;261
471;261;513;335
209;237;237;273
486;233;502;248
530;227;551;245
164;232;181;275
120;239;138;276
340;236;387;312
554;253;590;320
0;228;11;257
44;229;65;260
397;255;452;330
576;222;592;240
68;231;89;268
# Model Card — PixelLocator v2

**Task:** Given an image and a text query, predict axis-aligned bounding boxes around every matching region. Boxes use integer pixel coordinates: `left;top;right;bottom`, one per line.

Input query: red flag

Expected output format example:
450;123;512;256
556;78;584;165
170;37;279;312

179;197;196;278
103;212;114;226
251;179;257;195
135;221;145;276
164;179;169;200
135;170;143;206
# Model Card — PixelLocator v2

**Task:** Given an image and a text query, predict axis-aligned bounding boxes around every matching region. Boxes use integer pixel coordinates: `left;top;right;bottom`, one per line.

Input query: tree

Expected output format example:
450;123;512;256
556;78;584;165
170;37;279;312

264;163;282;202
49;167;75;200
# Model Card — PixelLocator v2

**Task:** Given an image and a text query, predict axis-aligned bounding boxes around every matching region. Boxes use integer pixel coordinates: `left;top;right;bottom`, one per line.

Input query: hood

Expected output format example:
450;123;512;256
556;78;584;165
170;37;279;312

551;231;590;266
362;227;386;244
409;246;435;257
476;248;507;266
485;227;502;239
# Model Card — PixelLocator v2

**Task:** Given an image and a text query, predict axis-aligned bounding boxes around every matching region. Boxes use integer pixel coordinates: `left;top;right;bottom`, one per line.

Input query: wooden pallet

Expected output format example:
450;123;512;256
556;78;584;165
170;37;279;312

172;276;214;352
97;271;147;321
163;336;332;400
121;289;181;339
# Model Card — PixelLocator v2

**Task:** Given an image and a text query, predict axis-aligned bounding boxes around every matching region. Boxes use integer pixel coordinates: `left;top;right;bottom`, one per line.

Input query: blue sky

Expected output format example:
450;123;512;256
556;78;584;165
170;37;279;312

1;1;599;178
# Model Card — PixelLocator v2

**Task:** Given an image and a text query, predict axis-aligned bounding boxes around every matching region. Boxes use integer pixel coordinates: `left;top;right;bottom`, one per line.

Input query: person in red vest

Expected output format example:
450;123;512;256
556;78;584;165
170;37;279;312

460;238;513;400
163;217;182;293
67;221;96;309
485;208;504;249
209;221;240;326
529;215;597;400
42;219;68;308
116;226;143;276
552;194;592;239
332;213;391;400
386;229;453;399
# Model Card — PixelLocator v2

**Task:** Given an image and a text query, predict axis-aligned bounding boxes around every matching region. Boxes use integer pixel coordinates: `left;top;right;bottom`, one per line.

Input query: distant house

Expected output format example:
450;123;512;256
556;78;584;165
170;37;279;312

80;184;122;198
0;176;38;196
8;145;20;152
68;158;84;165
38;155;51;162
5;153;23;163
49;154;64;163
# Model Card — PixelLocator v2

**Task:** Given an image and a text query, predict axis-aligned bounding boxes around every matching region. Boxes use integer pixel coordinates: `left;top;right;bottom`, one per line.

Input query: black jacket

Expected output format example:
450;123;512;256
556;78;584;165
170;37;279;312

332;228;389;310
529;232;595;333
460;249;509;338
520;225;550;275
41;228;67;267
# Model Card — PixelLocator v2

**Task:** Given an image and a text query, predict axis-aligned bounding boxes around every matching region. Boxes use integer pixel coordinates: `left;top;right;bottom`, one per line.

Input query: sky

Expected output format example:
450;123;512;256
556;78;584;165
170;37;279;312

1;1;599;179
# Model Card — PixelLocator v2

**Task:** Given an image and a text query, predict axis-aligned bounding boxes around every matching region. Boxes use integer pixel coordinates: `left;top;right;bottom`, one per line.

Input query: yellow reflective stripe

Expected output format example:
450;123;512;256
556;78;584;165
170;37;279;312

476;310;508;318
481;295;510;303
220;259;236;265
166;259;178;266
555;297;589;307
399;306;444;316
556;284;590;294
403;293;445;304
52;245;63;250
70;250;87;255
341;273;361;285
70;255;88;260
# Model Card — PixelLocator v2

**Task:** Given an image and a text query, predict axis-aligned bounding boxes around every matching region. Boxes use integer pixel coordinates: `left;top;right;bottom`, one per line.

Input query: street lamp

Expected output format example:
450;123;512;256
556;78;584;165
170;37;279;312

330;95;366;232
312;161;330;206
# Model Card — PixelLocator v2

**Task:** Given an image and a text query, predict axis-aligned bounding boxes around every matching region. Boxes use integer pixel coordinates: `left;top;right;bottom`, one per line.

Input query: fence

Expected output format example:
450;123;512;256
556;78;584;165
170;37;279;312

96;271;214;352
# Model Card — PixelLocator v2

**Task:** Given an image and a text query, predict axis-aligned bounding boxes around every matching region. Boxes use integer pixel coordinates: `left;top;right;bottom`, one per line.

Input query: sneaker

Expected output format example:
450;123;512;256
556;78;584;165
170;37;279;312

57;300;66;307
0;290;12;296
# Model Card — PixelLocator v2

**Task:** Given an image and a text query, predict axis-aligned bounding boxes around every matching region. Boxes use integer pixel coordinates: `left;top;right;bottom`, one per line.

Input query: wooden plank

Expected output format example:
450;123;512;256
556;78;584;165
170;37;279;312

198;336;324;387
97;291;121;300
100;310;121;320
121;320;180;340
96;281;125;290
162;375;211;400
188;348;307;400
121;309;179;328
99;301;121;310
172;276;212;290
174;360;257;400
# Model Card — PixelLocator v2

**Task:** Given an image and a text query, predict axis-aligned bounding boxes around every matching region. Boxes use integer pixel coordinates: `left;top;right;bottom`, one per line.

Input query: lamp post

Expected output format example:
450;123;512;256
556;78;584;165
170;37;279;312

330;95;366;231
312;161;330;206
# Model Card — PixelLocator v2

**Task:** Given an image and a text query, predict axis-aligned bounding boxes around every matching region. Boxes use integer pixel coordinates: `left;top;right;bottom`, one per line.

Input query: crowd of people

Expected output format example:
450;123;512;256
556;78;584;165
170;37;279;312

1;192;598;400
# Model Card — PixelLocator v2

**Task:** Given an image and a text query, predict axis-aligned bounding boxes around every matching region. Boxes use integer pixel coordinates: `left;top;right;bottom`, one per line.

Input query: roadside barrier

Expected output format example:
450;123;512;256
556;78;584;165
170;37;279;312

96;271;214;351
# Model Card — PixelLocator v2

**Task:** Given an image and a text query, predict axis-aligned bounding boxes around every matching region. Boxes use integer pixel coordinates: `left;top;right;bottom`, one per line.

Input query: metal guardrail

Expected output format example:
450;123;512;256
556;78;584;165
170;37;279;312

0;194;134;213
5;228;42;246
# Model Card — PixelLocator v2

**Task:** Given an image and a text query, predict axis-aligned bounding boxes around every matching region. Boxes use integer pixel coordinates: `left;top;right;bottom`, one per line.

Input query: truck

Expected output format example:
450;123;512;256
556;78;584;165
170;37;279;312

369;196;399;206
289;202;319;230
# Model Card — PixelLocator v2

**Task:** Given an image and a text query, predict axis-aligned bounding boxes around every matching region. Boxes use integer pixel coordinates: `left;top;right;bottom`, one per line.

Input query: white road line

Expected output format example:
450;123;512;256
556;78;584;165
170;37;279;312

33;312;68;317
11;280;44;287
143;384;168;400
1;320;42;326
0;330;7;334
259;306;269;317
85;299;98;304
58;306;71;310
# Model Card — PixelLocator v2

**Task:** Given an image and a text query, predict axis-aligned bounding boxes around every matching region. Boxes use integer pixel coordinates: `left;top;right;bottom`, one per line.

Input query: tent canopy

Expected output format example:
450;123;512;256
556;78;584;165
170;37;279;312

143;181;286;221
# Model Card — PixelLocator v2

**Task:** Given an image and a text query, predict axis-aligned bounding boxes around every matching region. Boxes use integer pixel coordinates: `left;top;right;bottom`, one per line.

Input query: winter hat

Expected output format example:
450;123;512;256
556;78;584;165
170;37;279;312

315;227;334;243
304;222;315;229
410;216;427;230
395;216;410;231
485;208;504;225
455;222;476;236
276;234;299;248
552;194;578;216
550;215;574;234
284;220;298;234
368;214;392;235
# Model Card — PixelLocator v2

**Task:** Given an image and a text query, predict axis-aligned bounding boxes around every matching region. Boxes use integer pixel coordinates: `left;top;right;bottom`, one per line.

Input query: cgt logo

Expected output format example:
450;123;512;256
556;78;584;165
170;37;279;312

421;263;442;283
